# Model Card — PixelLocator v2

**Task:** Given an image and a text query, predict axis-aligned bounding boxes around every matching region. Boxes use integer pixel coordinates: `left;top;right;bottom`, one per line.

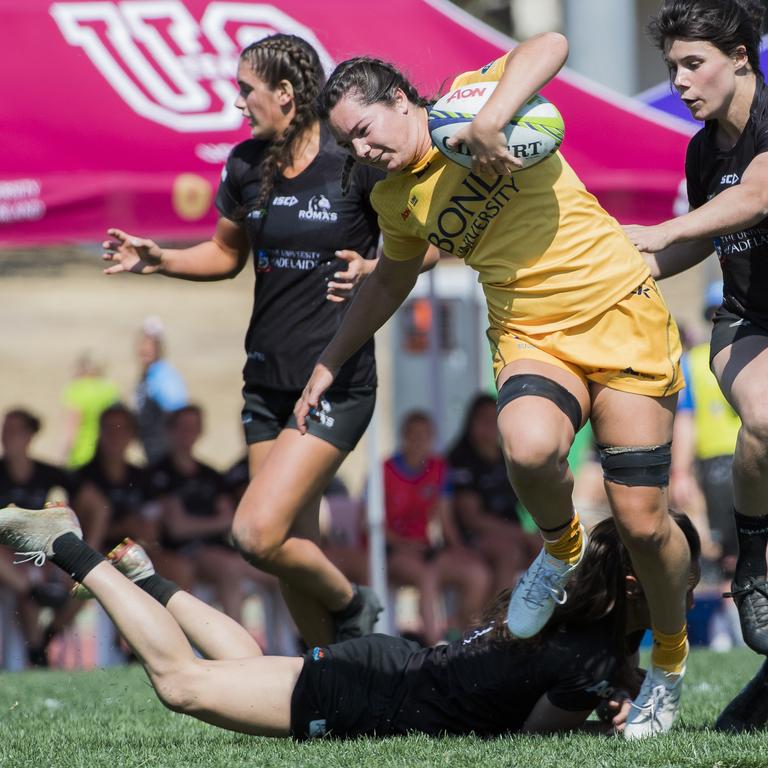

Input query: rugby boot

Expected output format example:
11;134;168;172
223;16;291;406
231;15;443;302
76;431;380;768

0;502;81;566
334;585;384;642
715;659;768;732
72;537;154;599
724;577;768;654
506;525;587;638
623;665;685;739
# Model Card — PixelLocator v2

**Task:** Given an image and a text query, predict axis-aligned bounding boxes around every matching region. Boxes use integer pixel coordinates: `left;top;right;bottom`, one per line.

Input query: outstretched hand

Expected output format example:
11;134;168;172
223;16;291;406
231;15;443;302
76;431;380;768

326;250;376;303
294;363;338;433
102;228;164;275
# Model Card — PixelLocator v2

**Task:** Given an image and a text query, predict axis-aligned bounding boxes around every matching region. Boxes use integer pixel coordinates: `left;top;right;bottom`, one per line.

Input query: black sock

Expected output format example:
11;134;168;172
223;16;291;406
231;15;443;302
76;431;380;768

134;574;180;607
331;585;362;621
50;533;106;583
735;510;768;582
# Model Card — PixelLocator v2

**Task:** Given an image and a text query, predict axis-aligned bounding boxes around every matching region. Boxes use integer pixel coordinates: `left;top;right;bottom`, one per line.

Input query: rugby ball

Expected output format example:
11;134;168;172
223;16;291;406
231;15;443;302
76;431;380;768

428;82;564;171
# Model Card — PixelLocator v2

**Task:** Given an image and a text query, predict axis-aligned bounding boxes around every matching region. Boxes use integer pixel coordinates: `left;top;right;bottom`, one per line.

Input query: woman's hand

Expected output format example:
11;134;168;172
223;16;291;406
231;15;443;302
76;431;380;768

609;695;634;733
623;223;675;254
294;362;339;433
326;250;377;303
102;228;164;275
446;120;524;177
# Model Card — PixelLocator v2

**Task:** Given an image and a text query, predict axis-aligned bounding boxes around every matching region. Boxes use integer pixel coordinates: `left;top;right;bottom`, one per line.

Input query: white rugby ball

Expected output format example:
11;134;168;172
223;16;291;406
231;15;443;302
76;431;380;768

428;81;564;170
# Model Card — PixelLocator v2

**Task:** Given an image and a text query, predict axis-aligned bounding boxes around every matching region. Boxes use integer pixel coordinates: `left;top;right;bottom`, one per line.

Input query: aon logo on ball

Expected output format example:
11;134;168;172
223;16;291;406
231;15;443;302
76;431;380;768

428;82;564;171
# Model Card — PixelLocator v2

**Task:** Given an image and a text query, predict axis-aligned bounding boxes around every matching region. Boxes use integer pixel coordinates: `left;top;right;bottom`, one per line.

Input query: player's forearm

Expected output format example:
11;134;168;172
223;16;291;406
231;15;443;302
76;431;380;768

160;240;244;281
644;239;711;279
319;256;421;370
667;183;768;243
481;33;568;129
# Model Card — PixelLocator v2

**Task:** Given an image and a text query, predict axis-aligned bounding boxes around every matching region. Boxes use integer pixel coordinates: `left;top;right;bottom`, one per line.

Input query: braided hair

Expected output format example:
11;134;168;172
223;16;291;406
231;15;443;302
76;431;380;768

318;57;432;193
648;0;765;77
239;34;325;211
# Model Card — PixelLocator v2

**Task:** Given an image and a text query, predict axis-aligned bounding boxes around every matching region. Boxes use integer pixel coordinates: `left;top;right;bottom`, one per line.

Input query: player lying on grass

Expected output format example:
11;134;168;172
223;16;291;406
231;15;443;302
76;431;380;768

0;503;699;739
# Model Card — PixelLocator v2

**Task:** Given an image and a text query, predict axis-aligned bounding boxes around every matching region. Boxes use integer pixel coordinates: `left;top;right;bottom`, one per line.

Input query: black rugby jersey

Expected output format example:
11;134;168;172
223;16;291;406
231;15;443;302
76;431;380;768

300;617;636;738
0;460;73;508
447;441;520;527
216;123;384;392
74;458;156;523
392;618;630;736
686;77;768;327
148;457;229;547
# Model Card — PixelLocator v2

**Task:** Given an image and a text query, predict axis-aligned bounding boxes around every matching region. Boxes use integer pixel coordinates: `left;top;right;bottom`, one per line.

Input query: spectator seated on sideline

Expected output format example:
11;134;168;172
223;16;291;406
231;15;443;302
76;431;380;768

148;405;277;623
384;411;491;645
72;404;161;555
447;394;540;594
319;475;369;588
0;408;75;666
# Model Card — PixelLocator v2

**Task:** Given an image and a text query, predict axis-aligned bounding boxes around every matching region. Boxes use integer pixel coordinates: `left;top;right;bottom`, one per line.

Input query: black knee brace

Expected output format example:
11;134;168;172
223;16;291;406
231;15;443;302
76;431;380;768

598;443;672;487
497;374;582;434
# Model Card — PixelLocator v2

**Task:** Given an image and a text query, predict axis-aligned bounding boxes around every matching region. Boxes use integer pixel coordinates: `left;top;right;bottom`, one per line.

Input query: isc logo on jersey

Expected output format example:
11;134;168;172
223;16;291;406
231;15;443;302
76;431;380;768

298;194;338;223
273;196;298;207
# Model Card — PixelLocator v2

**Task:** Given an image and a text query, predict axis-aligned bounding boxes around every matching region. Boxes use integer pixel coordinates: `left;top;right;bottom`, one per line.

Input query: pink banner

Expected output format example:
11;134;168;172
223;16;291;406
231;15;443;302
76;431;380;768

1;0;693;246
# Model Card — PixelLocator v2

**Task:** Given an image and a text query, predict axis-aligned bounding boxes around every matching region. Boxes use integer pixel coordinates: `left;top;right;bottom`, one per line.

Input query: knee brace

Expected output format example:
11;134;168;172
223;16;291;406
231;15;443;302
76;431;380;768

598;443;672;487
497;374;582;435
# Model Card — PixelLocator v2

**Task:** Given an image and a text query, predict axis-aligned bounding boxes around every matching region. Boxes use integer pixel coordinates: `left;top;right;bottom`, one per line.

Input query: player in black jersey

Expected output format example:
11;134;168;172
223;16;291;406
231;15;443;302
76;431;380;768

626;0;768;658
0;502;701;739
100;35;437;646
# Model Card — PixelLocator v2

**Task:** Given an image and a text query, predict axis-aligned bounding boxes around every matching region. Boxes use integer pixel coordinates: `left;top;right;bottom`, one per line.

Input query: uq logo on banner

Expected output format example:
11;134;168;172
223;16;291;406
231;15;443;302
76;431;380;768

49;1;335;132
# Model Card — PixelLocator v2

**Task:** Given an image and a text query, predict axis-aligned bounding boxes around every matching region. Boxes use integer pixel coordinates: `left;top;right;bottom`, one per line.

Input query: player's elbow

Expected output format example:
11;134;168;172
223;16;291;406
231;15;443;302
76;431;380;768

544;32;569;65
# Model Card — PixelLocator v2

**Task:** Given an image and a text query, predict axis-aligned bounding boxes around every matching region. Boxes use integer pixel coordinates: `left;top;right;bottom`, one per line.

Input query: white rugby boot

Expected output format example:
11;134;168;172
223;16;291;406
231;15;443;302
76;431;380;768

506;524;587;638
0;502;81;567
623;664;685;739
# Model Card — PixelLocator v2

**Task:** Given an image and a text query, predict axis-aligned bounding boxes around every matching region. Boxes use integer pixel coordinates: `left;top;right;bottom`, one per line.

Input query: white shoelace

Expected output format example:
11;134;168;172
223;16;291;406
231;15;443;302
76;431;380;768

13;550;46;566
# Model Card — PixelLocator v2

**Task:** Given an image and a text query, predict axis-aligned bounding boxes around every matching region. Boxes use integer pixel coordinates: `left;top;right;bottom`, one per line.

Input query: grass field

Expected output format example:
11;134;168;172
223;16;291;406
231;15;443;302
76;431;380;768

1;648;768;768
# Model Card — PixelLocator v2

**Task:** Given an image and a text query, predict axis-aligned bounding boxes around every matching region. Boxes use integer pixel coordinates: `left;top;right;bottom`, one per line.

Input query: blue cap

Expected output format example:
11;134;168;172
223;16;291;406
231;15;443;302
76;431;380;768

704;280;723;311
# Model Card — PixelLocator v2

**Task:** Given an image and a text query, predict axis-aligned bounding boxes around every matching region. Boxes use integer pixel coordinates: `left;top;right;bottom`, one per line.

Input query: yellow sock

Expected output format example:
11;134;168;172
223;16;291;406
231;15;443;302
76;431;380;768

543;512;583;564
651;626;688;674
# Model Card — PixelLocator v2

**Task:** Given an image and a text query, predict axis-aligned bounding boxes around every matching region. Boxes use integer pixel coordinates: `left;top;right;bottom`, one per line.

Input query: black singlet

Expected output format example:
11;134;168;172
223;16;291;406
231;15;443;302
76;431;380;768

686;76;768;328
0;460;73;508
215;123;384;392
74;459;156;523
148;457;228;547
447;441;520;526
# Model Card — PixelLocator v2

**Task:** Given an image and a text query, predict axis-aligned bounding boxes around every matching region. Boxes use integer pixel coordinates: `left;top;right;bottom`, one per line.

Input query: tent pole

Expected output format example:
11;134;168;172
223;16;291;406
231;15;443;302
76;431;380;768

365;403;389;632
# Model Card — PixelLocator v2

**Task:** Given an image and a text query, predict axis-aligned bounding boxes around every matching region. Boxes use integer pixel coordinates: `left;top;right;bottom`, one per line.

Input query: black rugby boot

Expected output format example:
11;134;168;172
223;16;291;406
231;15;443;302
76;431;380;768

725;578;768;654
333;585;383;642
715;659;768;732
730;511;768;654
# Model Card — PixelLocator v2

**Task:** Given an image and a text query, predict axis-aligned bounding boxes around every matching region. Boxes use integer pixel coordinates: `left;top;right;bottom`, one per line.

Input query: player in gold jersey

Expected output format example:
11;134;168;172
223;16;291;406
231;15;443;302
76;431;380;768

295;33;689;739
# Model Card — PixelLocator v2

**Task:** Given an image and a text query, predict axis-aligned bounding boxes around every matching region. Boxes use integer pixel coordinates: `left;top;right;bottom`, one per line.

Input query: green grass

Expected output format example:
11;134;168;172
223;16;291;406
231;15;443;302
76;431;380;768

1;649;768;767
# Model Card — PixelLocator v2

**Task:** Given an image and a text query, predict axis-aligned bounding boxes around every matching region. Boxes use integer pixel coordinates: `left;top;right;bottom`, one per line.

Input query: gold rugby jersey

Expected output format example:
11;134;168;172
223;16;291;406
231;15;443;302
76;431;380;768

372;55;649;334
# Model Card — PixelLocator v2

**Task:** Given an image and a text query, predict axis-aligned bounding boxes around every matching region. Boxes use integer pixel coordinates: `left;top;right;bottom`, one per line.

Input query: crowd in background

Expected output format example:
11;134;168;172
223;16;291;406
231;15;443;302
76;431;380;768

0;285;745;668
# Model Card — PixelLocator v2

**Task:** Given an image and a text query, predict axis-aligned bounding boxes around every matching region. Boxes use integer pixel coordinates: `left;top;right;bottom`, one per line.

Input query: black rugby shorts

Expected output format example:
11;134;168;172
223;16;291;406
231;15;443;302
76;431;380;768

241;384;375;452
